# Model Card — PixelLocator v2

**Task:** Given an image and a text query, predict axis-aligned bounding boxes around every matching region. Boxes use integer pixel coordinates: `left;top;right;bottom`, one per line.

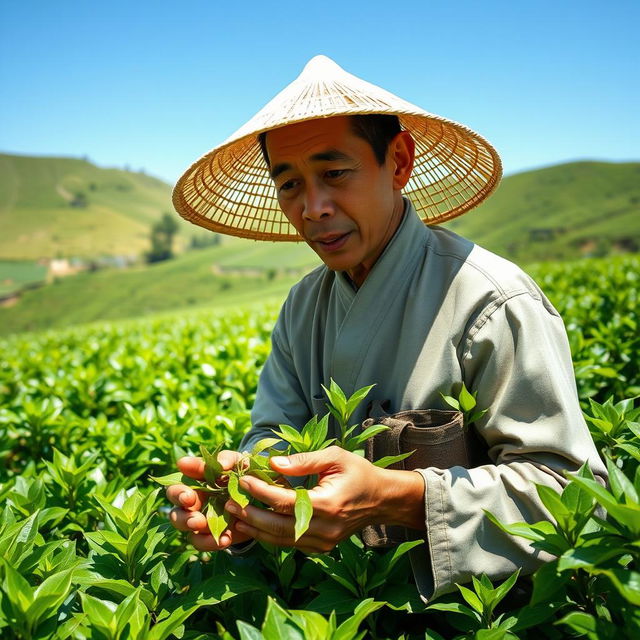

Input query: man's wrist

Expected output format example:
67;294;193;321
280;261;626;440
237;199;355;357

377;468;426;531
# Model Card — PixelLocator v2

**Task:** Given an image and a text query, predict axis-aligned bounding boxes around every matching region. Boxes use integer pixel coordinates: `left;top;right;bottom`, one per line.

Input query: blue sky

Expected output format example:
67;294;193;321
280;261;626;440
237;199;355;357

1;0;638;184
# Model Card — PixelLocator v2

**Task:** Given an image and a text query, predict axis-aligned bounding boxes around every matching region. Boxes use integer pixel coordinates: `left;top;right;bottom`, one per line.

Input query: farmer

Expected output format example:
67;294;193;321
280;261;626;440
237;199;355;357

167;56;606;600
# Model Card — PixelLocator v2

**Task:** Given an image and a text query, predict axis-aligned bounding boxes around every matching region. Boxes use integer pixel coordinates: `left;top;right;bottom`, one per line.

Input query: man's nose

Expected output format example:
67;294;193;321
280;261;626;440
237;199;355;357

302;183;334;222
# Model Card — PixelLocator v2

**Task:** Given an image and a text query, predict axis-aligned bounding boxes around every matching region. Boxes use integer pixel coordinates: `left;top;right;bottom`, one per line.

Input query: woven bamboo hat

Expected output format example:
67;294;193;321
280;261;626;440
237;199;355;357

173;55;502;241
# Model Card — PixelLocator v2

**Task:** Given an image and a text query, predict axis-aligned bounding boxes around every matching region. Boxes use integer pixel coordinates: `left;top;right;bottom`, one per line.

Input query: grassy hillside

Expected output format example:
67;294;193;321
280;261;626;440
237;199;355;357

193;236;318;269
0;242;318;335
1;157;639;336
0;153;211;259
2;154;638;264
445;161;640;262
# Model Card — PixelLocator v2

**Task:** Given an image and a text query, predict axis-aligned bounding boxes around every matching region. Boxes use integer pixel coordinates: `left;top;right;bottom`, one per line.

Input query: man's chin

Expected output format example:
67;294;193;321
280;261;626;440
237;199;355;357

313;252;357;273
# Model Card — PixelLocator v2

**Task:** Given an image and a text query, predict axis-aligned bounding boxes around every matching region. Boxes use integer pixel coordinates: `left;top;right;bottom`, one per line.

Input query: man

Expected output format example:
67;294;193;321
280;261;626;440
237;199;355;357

167;56;606;600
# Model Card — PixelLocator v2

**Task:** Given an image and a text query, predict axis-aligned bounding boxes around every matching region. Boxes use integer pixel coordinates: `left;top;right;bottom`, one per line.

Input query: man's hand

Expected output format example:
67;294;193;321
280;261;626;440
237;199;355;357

166;451;253;551
224;446;426;554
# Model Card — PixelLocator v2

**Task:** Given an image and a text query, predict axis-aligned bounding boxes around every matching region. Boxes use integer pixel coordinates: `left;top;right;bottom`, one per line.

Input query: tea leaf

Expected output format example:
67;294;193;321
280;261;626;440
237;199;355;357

346;424;389;449
490;568;521;609
458;383;477;413
27;568;74;627
262;598;304;640
293;488;312;541
556;611;598;637
536;484;571;530
333;598;385;640
606;456;638;503
237;621;264;640
252;438;282;455
80;592;116;634
2;561;33;613
457;584;483;613
591;567;640;605
372;450;416;468
345;384;375;418
428;601;479;621
440;393;460;410
200;445;224;485
227;474;250;508
249;468;280;484
206;501;231;545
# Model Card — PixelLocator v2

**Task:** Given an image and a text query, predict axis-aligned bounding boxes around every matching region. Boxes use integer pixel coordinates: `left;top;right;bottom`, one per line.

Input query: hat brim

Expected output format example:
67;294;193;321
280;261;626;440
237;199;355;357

173;109;501;242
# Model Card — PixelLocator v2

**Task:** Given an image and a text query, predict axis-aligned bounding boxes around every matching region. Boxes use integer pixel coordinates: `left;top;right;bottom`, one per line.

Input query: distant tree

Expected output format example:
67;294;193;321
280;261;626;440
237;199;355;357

70;191;88;207
146;213;179;263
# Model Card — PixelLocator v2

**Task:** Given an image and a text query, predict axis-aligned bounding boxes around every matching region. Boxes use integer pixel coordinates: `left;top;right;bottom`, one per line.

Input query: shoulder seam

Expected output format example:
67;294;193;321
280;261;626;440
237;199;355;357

428;233;540;301
461;289;537;364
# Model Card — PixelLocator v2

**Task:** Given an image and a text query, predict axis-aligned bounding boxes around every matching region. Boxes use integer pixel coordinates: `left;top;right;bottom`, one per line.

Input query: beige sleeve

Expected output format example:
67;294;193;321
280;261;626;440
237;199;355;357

240;310;312;454
413;290;607;601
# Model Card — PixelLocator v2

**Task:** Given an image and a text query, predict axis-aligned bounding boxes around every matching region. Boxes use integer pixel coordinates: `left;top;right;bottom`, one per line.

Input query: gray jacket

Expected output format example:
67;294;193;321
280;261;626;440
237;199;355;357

242;199;607;600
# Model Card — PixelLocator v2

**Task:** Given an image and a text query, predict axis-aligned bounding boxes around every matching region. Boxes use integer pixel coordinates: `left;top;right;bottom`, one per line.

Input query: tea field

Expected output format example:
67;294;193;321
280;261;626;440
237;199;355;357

0;254;638;639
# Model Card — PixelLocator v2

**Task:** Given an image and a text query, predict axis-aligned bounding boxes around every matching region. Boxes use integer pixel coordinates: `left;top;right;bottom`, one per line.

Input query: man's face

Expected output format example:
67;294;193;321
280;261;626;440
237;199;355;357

265;116;408;286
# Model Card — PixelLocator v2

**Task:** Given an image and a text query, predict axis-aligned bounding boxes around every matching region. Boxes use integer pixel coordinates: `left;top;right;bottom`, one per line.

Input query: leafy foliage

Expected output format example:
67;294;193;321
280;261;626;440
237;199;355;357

0;254;638;638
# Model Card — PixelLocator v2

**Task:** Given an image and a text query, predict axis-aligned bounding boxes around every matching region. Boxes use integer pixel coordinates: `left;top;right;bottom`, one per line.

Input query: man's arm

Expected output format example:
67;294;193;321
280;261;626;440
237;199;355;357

413;289;608;600
240;318;312;454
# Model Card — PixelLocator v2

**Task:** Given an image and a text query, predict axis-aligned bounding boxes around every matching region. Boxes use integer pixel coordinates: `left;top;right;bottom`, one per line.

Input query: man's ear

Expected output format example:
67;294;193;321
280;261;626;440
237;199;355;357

390;131;415;190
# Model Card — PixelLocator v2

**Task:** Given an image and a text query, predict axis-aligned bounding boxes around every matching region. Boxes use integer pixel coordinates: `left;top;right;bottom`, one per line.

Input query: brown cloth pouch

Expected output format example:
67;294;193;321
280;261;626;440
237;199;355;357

362;408;489;548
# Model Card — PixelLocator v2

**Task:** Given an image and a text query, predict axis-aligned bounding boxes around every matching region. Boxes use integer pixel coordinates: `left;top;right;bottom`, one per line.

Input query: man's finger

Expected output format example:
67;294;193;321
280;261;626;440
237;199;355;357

177;451;242;481
188;530;233;551
187;522;253;551
166;484;208;511
238;476;298;514
218;450;246;471
169;507;207;532
233;517;332;553
176;456;206;480
269;446;345;477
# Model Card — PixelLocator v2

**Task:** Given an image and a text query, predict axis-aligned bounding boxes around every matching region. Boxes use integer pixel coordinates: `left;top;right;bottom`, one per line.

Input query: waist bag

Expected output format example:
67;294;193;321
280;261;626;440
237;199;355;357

362;408;490;548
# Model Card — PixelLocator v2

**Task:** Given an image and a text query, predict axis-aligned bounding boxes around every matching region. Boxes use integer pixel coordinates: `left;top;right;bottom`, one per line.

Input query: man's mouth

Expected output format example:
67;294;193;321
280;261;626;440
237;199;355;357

312;231;351;252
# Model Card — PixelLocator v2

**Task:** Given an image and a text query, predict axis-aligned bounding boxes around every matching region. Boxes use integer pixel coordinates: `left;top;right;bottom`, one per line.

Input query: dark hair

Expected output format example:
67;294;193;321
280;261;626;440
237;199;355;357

257;114;401;168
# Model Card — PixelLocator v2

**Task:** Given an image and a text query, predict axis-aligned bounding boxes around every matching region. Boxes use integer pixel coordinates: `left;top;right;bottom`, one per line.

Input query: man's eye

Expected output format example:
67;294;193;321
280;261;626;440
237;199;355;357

278;180;297;192
325;169;346;179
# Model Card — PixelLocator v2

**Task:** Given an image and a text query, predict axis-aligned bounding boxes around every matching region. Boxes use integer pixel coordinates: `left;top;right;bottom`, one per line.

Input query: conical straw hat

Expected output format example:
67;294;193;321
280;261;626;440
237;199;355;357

173;55;502;241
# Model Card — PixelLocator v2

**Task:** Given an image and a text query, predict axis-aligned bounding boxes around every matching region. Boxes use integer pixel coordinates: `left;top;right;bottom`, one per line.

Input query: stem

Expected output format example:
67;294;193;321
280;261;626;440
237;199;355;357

573;570;597;613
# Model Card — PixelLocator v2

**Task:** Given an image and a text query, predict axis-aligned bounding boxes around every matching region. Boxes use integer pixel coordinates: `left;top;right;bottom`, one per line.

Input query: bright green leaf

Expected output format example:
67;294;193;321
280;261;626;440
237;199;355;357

458;383;477;413
293;488;313;541
206;501;231;545
227;474;250;509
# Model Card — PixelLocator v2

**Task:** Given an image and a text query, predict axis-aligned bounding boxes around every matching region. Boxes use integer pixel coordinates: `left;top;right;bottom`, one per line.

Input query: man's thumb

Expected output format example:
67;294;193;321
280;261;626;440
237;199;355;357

269;447;340;476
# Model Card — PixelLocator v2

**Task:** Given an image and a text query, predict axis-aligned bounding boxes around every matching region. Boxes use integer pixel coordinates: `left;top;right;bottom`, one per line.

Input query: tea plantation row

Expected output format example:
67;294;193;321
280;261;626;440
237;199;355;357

0;254;638;639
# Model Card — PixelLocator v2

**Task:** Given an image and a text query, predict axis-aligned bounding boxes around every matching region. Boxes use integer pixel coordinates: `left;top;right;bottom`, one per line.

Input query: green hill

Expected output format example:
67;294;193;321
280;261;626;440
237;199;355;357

1;157;639;336
0;153;211;259
445;161;640;262
1;154;638;265
0;247;307;336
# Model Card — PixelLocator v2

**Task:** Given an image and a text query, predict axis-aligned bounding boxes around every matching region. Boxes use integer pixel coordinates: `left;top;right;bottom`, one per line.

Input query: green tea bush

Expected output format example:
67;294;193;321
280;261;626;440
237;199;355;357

0;255;638;638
